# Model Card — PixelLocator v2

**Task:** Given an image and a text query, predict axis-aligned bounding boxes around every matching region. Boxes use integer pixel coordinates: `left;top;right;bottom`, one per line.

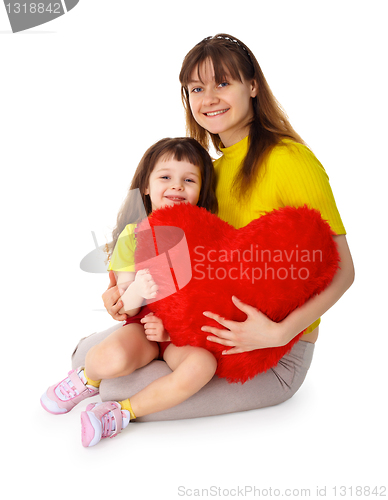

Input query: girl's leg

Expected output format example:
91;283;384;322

85;323;159;381
80;341;314;446
126;345;217;418
98;338;315;422
81;345;217;447
40;323;159;416
72;323;123;369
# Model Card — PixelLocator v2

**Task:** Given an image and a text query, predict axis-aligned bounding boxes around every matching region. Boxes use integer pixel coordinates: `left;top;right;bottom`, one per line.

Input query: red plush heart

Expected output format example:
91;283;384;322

135;203;339;383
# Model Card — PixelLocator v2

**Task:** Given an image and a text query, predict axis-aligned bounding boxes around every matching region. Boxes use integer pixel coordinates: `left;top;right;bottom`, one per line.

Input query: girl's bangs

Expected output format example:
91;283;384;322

158;143;204;170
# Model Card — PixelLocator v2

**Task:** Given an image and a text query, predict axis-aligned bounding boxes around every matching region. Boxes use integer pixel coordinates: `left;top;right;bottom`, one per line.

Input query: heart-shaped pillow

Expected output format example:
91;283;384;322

135;203;339;384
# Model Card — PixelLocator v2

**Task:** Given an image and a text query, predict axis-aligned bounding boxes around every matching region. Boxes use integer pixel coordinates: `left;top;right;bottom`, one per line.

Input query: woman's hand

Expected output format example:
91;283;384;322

141;312;170;342
202;296;284;355
202;236;354;355
102;271;128;321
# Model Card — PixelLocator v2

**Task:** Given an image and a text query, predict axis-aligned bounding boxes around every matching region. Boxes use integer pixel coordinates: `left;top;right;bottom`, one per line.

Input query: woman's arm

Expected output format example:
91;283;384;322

202;234;354;354
276;234;354;343
101;270;128;321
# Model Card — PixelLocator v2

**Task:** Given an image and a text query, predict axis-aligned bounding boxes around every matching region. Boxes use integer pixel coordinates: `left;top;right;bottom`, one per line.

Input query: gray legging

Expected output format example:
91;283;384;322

72;323;314;422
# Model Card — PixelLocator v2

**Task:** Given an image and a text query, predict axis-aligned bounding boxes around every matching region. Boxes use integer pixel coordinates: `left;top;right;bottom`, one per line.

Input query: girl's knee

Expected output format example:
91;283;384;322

85;337;134;378
204;354;218;381
186;348;217;384
85;327;158;379
200;350;218;376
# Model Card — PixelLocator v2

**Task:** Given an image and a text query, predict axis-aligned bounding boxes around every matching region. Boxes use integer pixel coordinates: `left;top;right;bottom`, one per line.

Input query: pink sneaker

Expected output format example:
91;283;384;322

40;368;99;415
80;401;130;447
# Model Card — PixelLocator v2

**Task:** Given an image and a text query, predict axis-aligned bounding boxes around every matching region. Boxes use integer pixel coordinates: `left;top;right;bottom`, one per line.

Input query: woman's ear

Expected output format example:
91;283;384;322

250;80;258;98
144;186;149;195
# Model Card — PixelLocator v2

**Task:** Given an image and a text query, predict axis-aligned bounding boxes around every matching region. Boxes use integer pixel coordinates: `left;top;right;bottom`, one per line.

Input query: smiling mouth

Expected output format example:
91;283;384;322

204;109;229;117
165;196;186;202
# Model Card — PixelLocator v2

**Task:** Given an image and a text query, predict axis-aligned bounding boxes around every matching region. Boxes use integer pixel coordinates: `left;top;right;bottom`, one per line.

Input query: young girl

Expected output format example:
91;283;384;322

41;137;218;447
81;34;354;420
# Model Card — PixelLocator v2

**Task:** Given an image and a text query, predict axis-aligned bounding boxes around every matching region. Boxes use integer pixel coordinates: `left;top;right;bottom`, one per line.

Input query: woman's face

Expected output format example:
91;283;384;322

145;157;202;211
187;59;258;148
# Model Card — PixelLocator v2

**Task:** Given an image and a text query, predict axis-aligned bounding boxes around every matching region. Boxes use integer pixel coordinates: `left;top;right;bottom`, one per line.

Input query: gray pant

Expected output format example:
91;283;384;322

72;323;314;422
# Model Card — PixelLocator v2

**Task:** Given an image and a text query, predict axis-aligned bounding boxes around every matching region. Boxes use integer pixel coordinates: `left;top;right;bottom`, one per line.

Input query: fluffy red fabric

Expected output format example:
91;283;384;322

135;203;340;384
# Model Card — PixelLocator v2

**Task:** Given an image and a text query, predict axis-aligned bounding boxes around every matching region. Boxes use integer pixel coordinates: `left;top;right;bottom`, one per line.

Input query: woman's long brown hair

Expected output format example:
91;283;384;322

179;34;305;199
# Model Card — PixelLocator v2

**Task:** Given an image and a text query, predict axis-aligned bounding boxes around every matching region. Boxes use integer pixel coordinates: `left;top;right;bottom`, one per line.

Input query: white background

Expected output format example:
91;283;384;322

1;1;387;499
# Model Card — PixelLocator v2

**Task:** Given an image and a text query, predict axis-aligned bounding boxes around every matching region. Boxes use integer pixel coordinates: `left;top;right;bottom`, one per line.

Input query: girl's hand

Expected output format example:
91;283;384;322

201;296;284;355
102;271;128;321
141;312;171;342
133;269;159;299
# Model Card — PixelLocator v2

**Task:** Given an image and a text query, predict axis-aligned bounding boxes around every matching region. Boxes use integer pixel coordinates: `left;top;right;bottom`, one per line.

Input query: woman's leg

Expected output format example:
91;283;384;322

128;345;217;418
84;323;159;381
99;340;315;421
72;326;316;421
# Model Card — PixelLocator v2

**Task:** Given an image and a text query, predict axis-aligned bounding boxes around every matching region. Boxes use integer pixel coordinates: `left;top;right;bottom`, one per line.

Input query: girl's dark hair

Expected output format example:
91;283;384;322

179;34;305;199
108;137;218;254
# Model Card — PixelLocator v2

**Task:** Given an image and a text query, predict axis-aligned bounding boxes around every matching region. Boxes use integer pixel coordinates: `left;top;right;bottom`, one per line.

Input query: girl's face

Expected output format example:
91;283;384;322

145;157;202;211
187;59;258;148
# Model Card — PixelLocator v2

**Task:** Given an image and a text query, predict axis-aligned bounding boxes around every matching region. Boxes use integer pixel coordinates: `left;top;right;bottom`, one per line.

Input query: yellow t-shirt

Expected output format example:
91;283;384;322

213;137;346;334
108;223;137;272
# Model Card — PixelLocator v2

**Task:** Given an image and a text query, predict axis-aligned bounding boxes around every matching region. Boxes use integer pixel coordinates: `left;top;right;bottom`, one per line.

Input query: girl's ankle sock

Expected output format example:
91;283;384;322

83;370;101;388
119;398;136;420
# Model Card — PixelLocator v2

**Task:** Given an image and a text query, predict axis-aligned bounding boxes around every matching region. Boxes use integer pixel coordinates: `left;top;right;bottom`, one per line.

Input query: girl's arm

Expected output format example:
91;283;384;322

202;234;354;354
116;270;158;317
